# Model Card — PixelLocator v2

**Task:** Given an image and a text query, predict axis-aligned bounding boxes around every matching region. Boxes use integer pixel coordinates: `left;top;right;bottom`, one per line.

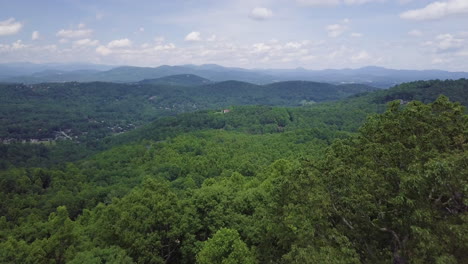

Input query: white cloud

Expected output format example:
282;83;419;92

326;45;348;58
73;38;99;47
417;32;468;68
249;7;273;21
207;35;217;42
154;43;176;51
98;37;175;57
107;38;132;48
95;38;132;56
435;33;464;51
458;50;468;56
96;45;112;56
32;31;40;40
351;32;363;37
56;28;93;39
351;50;371;62
154;36;165;43
2;40;26;51
86;39;318;68
296;0;340;6
296;0;383;6
399;0;416;4
0;40;28;53
344;0;384;4
326;23;348;37
185;31;201;41
300;55;317;61
139;27;145;32
252;43;272;53
0;18;23;36
12;40;26;50
432;57;452;64
459;31;468;37
421;33;465;56
285;42;303;49
400;0;468;20
408;30;423;37
283;41;311;50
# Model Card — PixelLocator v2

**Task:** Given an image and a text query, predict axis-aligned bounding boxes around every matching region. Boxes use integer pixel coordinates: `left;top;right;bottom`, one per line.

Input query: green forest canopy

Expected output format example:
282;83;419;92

0;79;467;263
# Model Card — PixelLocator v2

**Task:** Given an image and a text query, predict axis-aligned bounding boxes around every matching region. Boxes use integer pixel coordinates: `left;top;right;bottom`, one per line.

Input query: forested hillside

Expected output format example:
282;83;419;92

2;63;468;87
0;80;376;142
1;79;467;169
0;79;467;263
139;74;212;86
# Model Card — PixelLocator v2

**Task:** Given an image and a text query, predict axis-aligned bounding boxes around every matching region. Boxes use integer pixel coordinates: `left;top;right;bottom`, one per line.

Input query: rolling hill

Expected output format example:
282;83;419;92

2;63;468;87
0;80;377;142
139;74;212;86
1;78;466;264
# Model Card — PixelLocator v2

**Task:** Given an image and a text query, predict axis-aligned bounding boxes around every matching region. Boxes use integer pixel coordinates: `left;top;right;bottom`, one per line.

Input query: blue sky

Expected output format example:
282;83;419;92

1;0;467;70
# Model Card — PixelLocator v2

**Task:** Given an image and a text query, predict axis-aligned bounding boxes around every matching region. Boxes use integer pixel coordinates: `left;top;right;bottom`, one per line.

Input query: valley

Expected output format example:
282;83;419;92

0;75;466;263
2;1;467;262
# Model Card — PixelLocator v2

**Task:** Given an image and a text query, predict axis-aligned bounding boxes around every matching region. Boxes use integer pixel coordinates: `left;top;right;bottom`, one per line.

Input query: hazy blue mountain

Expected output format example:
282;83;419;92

0;62;114;78
182;63;255;73
259;66;468;88
1;63;467;87
83;65;191;82
139;74;212;86
87;65;276;83
0;64;276;84
1;69;101;83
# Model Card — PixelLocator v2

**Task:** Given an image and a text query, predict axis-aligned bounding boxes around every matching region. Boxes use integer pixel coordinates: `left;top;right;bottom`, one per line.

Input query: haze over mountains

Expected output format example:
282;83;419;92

2;0;468;262
0;62;114;78
1;62;468;88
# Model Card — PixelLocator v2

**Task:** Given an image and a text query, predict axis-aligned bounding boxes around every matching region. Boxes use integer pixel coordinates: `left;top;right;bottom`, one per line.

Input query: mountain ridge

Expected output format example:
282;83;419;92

1;63;468;88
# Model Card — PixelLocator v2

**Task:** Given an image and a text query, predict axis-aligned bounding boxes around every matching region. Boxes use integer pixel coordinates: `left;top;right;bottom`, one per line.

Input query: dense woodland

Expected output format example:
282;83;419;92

0;80;376;142
0;78;467;263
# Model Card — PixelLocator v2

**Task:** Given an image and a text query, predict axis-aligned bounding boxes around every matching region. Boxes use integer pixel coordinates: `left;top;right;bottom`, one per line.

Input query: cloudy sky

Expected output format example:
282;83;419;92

1;0;468;70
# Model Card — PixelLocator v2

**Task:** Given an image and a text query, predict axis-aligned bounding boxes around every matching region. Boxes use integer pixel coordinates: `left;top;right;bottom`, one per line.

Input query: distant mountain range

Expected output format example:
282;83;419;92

0;79;377;141
1;63;468;88
0;62;114;78
139;74;212;86
258;66;468;88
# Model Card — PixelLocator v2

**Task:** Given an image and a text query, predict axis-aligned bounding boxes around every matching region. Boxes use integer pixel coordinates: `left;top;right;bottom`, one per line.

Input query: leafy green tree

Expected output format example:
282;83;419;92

321;96;467;263
196;228;256;264
87;179;182;264
68;246;134;264
42;206;79;264
257;159;359;263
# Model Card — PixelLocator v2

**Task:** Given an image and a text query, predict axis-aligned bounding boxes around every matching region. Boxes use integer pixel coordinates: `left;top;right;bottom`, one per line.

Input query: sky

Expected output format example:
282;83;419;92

0;0;468;70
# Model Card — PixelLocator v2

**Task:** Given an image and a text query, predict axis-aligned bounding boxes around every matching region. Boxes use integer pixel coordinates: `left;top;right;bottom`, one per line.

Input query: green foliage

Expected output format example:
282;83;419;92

0;80;374;142
374;79;468;105
0;80;374;168
68;246;134;264
196;228;256;264
85;179;182;263
0;206;80;264
1;80;467;264
320;96;467;263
